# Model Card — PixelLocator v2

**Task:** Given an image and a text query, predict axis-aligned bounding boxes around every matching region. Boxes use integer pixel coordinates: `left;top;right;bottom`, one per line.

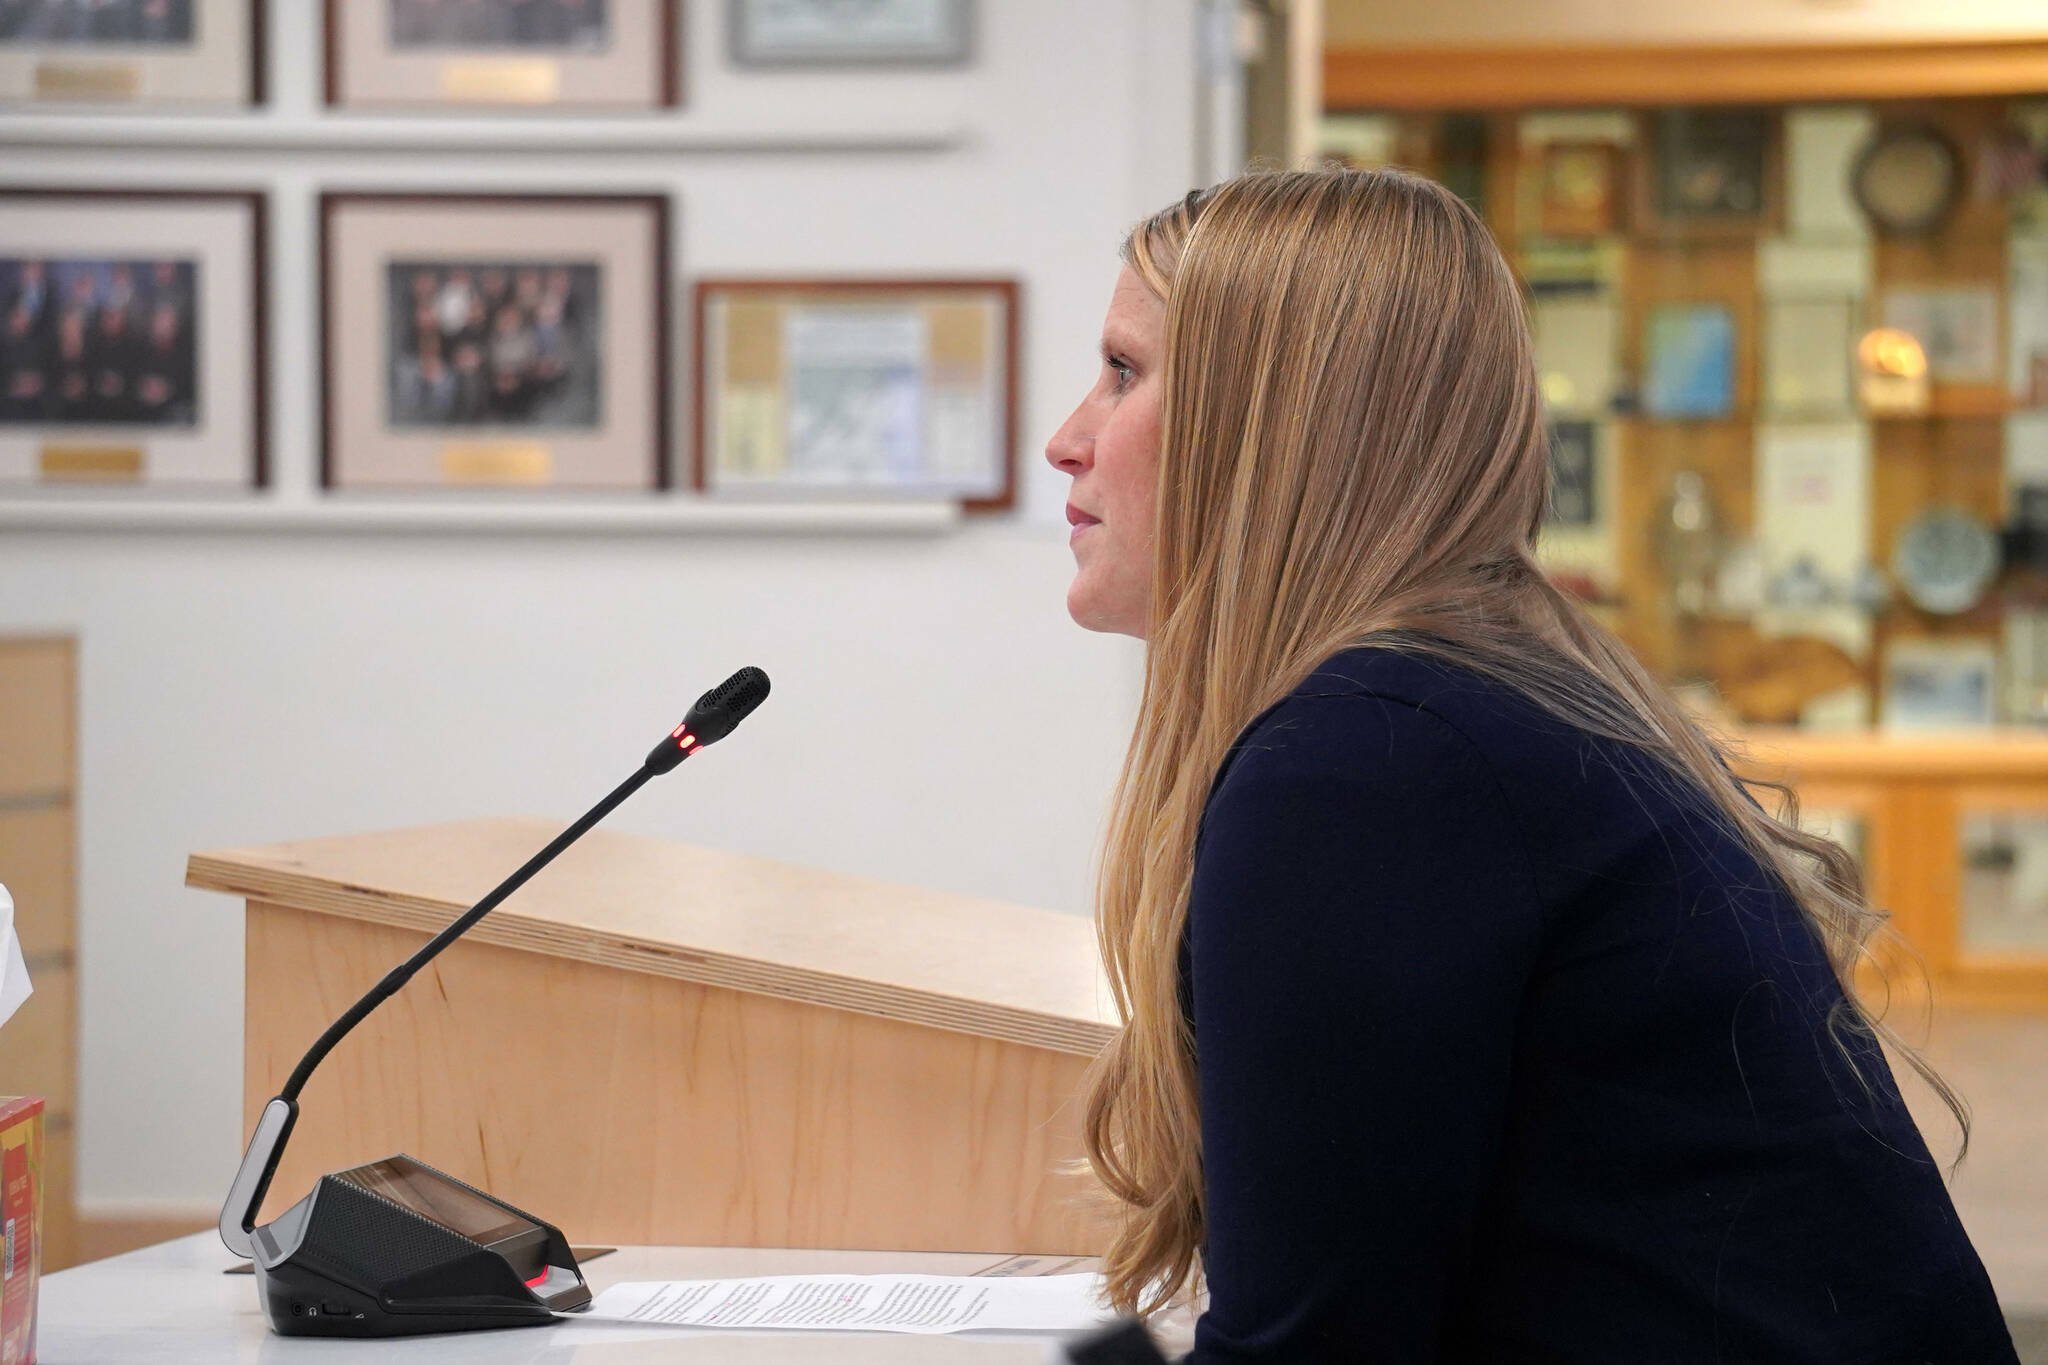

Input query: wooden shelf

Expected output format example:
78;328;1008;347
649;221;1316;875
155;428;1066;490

0;496;961;536
1326;36;2048;111
0;111;970;156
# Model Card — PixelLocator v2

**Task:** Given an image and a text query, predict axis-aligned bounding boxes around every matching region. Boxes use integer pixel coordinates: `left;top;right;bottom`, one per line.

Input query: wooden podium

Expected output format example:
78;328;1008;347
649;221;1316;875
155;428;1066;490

187;819;1116;1255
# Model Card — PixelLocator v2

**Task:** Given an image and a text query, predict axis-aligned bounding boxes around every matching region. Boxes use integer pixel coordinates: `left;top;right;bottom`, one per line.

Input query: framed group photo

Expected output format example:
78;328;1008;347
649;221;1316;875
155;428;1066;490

321;192;670;491
728;0;971;67
0;187;266;488
0;0;259;105
694;277;1017;510
326;0;679;110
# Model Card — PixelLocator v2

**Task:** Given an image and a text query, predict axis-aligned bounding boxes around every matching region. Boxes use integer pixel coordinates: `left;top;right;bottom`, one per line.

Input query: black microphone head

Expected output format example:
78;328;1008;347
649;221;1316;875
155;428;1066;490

684;666;770;745
645;667;770;773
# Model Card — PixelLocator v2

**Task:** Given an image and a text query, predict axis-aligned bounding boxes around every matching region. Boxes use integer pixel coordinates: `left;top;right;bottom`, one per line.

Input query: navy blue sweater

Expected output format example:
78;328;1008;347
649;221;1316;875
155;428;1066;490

1183;645;2015;1363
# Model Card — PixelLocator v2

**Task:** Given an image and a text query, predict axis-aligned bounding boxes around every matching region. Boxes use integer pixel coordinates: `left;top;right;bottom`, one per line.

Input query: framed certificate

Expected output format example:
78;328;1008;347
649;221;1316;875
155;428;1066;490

321;192;670;491
728;0;971;66
327;0;679;109
694;278;1016;510
0;0;260;105
0;188;266;489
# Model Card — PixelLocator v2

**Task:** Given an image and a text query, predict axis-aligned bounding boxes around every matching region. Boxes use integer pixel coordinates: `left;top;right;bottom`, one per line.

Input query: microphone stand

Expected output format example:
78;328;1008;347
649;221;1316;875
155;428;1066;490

216;667;769;1337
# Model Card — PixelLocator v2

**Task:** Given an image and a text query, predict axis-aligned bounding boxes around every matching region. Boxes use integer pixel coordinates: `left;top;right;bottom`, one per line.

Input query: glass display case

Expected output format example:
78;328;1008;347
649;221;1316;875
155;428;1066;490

1320;95;2048;737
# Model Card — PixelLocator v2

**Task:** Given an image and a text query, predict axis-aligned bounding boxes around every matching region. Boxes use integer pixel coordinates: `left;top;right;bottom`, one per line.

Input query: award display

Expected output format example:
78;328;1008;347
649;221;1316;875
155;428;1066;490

0;0;258;105
326;0;679;109
728;0;971;66
695;279;1017;509
321;193;669;491
0;188;266;489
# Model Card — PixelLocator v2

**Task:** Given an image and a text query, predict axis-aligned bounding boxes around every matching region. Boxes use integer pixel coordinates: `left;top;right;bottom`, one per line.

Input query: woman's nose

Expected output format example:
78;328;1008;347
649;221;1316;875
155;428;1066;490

1044;407;1092;474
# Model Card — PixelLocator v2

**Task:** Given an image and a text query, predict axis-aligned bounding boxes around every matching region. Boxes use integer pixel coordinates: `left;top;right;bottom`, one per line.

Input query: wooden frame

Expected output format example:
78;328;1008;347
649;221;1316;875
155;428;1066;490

0;186;268;489
1325;37;2048;112
324;0;681;110
0;0;263;106
691;277;1020;513
319;191;671;492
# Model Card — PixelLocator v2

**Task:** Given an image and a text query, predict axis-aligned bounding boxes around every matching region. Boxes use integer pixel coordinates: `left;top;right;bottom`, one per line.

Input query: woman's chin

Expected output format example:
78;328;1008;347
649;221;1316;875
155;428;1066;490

1066;578;1140;637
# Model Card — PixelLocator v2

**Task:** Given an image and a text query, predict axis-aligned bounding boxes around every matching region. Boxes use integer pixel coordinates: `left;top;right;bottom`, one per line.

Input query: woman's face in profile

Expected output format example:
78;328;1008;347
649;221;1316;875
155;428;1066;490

1046;265;1165;639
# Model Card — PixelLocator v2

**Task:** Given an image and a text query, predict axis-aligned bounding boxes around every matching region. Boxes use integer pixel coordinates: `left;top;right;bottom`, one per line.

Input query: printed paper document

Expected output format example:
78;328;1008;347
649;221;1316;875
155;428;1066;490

579;1272;1112;1335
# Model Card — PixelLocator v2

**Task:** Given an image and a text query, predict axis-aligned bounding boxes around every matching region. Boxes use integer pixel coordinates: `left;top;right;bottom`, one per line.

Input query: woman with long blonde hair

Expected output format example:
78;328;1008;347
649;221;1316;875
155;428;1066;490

1045;168;2015;1363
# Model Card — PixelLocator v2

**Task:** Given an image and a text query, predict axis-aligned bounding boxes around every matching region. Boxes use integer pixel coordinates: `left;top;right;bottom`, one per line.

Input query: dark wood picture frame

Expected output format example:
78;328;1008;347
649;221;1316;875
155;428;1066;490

692;277;1019;513
0;0;265;106
0;185;268;488
1633;107;1783;240
726;0;973;68
324;0;682;109
319;190;672;491
1536;141;1623;238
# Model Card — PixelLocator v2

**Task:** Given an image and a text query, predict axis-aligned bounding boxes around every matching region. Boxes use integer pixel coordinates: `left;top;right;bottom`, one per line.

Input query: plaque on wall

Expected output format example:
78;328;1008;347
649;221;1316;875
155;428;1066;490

728;0;971;66
695;278;1016;509
328;0;679;109
1537;142;1622;238
0;188;266;489
0;0;259;105
321;193;670;491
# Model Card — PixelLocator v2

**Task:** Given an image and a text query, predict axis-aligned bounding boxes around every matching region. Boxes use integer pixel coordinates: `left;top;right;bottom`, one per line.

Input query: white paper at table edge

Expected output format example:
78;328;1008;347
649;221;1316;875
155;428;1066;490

0;884;30;1032
570;1272;1115;1337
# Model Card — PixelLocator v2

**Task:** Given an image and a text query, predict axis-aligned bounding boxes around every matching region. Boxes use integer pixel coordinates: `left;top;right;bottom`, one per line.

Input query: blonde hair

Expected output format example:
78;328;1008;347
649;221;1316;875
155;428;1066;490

1080;167;1966;1317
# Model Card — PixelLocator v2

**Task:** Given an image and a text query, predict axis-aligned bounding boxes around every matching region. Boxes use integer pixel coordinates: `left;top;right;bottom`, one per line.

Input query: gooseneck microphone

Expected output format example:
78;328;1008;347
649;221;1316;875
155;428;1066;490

218;667;769;1337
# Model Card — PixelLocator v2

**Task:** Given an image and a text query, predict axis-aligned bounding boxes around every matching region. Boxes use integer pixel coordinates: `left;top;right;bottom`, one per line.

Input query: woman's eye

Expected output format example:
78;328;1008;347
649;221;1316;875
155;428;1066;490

1107;356;1134;393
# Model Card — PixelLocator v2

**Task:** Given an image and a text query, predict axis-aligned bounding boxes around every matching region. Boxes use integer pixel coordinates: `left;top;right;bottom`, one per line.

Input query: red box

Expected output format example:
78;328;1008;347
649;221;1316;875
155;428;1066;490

0;1096;41;1365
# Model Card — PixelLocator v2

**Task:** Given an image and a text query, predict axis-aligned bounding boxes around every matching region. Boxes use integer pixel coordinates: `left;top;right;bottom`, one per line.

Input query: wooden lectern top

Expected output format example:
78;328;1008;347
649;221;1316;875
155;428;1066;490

188;818;1117;1057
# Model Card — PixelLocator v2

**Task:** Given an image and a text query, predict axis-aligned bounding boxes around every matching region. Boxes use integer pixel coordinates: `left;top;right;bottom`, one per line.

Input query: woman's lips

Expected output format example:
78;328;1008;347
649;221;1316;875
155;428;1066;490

1066;504;1101;544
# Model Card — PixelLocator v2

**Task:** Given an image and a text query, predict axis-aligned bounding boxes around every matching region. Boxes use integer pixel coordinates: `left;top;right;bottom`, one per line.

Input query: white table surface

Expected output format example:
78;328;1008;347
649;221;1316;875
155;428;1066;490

37;1234;1193;1363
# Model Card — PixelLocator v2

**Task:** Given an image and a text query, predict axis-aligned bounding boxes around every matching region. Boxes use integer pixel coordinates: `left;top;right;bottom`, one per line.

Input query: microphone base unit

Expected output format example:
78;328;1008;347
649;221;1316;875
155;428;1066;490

248;1152;589;1337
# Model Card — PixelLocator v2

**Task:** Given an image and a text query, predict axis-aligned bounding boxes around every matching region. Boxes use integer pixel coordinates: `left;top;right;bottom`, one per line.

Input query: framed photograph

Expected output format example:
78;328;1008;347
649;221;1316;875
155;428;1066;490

321;192;669;491
728;0;971;67
1643;303;1736;419
1636;107;1780;239
1545;419;1599;527
1881;285;2001;386
0;188;265;488
1537;142;1621;238
326;0;679;109
0;0;259;105
694;278;1017;510
1882;637;1998;732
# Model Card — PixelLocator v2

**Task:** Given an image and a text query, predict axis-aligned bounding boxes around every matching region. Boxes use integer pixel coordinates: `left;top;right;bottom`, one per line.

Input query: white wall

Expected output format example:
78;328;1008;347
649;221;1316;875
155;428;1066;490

0;0;1201;1215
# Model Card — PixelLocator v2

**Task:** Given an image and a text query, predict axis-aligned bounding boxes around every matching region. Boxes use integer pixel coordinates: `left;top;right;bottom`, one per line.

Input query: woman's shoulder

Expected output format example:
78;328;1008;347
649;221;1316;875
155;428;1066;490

1212;642;1707;891
1217;642;1570;797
